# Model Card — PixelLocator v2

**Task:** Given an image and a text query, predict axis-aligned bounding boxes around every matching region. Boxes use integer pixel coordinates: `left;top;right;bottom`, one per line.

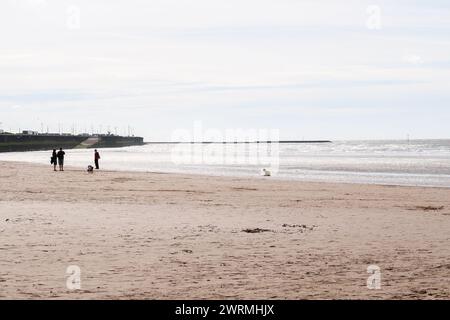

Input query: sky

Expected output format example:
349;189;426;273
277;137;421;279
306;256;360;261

0;0;449;141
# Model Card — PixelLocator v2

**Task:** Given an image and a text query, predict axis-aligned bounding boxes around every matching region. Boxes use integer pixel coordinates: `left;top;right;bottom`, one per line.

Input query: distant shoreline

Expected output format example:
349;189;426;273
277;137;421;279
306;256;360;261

1;160;448;189
144;140;332;144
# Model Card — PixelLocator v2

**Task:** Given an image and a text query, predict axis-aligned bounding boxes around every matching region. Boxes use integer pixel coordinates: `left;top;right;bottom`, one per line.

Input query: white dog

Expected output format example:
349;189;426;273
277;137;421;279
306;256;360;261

261;168;271;176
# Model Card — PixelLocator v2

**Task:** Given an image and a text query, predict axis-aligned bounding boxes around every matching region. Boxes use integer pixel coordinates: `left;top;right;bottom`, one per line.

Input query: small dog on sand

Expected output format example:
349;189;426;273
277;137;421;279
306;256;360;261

87;165;94;173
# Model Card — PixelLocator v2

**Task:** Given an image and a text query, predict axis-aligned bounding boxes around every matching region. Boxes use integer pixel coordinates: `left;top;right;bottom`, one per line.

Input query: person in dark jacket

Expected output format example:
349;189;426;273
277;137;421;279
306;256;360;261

94;149;101;170
50;149;57;171
57;148;65;171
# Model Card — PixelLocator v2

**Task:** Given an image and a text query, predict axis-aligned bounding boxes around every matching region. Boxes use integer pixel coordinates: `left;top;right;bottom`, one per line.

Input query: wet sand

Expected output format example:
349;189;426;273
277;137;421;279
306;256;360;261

0;161;449;299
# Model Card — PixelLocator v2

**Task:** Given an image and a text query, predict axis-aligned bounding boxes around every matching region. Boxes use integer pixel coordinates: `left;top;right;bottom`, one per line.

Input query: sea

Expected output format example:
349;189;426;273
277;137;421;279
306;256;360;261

1;140;450;188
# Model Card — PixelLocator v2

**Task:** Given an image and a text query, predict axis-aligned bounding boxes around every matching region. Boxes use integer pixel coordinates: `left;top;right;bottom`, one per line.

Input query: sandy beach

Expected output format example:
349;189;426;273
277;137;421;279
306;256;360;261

0;161;448;300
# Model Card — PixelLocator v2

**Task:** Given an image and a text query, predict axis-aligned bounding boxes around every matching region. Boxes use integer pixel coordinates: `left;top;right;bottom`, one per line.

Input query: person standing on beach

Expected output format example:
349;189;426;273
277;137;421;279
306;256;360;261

94;149;100;170
51;149;57;171
57;148;65;171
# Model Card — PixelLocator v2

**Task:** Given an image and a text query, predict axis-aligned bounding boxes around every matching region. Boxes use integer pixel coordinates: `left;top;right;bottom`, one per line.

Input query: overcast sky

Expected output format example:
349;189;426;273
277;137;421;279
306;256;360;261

0;0;449;140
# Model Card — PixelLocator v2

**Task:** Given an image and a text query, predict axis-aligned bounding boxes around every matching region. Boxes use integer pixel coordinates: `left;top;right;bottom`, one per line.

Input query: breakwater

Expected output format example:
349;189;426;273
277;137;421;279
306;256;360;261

0;134;144;152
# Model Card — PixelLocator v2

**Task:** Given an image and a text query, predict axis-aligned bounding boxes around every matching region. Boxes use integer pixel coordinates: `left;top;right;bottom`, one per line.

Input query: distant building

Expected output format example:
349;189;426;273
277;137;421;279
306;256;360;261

22;130;38;135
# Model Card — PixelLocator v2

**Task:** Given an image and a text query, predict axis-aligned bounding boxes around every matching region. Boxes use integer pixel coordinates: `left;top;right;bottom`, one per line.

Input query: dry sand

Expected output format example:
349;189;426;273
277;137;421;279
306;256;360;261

0;161;449;299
